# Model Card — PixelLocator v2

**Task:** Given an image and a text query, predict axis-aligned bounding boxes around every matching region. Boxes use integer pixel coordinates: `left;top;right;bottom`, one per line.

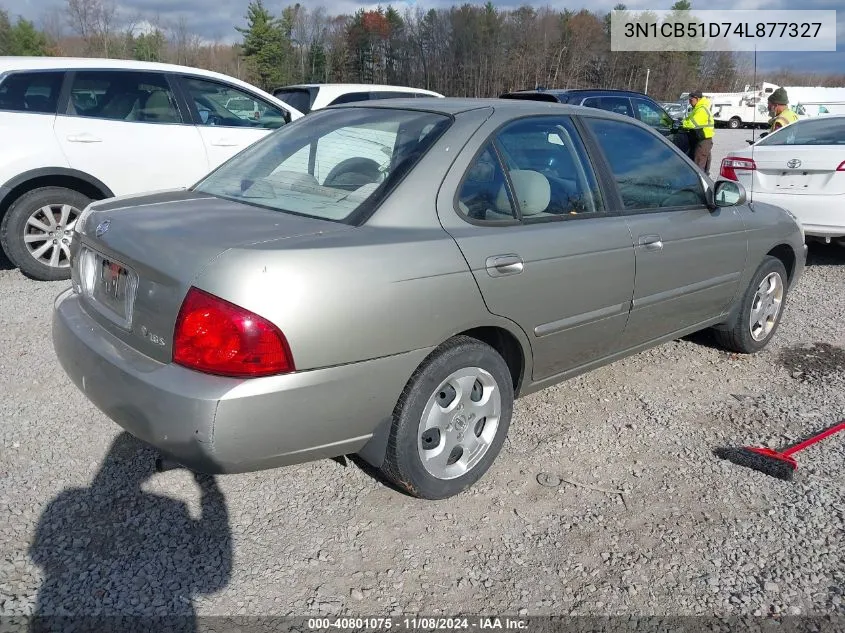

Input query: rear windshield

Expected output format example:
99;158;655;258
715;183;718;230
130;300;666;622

500;92;563;103
193;107;452;223
757;118;845;146
273;88;313;114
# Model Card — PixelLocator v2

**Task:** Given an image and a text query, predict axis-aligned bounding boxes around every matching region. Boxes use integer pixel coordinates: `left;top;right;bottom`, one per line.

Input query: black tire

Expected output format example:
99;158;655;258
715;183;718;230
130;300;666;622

729;117;741;129
713;256;789;354
380;335;514;500
0;187;91;281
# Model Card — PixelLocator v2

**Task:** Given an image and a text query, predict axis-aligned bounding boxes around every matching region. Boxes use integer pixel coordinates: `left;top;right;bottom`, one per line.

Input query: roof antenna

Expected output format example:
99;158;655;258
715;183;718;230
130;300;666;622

751;46;757;144
750;44;758;207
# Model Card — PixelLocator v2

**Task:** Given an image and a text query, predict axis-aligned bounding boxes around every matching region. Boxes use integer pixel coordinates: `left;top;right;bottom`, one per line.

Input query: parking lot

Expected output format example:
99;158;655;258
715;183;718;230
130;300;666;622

0;129;843;619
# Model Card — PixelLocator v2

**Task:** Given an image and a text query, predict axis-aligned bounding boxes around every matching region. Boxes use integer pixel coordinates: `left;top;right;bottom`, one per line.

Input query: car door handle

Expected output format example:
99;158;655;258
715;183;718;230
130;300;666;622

210;138;240;147
66;133;101;143
638;235;663;251
486;254;524;277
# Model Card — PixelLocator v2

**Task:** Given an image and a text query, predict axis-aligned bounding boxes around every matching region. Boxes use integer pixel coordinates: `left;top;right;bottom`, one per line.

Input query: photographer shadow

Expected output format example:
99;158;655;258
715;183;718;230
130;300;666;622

28;431;232;633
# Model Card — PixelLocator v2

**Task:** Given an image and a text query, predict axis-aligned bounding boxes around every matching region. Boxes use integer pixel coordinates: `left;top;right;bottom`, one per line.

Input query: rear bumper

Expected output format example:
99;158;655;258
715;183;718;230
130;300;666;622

52;288;431;474
749;191;845;238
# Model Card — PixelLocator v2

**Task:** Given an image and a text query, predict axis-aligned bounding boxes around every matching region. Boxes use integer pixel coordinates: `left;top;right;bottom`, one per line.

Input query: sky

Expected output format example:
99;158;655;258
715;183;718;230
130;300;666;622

5;0;844;77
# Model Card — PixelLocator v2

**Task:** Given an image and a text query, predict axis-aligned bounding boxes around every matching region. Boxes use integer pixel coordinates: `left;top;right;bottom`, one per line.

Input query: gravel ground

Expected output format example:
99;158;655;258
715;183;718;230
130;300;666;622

0;129;843;622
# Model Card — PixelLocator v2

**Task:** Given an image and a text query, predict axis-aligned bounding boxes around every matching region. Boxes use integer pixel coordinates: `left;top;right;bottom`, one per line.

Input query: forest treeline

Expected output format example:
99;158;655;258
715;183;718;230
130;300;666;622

2;0;844;103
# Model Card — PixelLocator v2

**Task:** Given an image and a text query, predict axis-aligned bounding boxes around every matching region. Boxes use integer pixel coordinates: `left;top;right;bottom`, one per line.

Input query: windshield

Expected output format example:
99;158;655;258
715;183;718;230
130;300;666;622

757;118;845;146
274;88;313;114
193;107;452;223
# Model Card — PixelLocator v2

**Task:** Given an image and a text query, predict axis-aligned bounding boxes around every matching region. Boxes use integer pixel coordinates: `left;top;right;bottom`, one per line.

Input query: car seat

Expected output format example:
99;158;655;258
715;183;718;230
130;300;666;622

139;90;180;123
490;169;551;220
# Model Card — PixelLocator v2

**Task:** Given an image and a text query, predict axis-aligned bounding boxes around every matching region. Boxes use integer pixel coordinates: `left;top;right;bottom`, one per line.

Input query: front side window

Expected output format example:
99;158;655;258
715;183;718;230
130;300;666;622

584;117;707;210
633;98;673;129
193;107;451;222
757;118;845;146
0;71;64;114
67;71;182;123
183;77;286;129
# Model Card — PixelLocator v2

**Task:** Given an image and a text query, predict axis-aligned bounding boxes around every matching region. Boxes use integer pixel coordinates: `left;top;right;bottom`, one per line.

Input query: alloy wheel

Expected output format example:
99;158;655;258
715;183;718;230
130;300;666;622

417;367;502;480
23;204;80;269
749;271;784;341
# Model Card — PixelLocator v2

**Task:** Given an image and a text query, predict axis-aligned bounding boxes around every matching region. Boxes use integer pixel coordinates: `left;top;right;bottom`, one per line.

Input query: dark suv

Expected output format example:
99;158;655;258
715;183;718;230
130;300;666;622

499;88;689;154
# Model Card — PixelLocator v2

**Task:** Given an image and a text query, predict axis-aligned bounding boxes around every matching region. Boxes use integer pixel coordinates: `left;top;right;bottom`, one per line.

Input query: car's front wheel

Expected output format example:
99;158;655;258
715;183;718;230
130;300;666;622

381;336;513;499
713;256;789;353
0;187;91;281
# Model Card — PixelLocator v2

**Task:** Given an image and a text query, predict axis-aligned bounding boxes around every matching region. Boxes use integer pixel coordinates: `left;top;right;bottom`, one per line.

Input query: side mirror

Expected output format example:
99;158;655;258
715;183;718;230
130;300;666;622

713;179;747;207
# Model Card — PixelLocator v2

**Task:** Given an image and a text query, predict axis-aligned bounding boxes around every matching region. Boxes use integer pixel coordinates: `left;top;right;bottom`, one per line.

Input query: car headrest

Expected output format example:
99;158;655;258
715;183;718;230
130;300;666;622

496;170;550;216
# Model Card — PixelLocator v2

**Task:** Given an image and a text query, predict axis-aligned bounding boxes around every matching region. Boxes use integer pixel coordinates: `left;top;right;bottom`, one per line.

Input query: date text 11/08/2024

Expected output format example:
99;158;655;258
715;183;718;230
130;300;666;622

306;617;529;630
623;21;822;39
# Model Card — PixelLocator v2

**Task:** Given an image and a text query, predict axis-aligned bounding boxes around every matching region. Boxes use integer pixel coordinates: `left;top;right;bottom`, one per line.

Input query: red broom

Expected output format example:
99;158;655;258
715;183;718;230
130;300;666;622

715;420;845;480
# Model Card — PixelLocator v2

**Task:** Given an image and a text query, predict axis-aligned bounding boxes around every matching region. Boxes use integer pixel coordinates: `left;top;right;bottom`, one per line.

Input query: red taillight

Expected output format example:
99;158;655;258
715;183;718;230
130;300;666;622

173;287;294;378
836;160;845;171
720;156;757;181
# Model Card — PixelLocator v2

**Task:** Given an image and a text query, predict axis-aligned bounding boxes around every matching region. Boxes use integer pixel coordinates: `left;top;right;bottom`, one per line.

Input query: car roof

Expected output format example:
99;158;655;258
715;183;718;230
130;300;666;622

503;87;654;98
326;96;654;124
281;83;442;95
0;56;305;117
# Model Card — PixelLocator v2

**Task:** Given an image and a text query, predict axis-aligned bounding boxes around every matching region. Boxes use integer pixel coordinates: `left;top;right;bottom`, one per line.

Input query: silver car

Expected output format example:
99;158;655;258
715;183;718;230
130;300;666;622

52;98;806;500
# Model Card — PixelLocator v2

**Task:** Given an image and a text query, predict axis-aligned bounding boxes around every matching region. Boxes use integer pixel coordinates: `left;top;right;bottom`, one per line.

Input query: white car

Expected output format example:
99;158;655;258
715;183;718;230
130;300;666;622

272;83;444;114
719;115;845;246
0;56;305;280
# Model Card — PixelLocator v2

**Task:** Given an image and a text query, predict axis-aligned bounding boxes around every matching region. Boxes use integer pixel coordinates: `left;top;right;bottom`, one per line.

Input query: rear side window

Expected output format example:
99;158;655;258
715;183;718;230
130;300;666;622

457;116;604;224
757;118;845;146
369;91;432;100
67;71;182;124
582;96;634;118
457;144;517;222
327;92;371;106
499;92;561;103
273;88;314;114
0;71;64;114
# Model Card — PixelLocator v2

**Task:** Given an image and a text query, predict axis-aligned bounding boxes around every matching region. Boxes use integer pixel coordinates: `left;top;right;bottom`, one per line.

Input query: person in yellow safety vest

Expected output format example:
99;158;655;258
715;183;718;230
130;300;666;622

681;90;715;176
767;87;799;133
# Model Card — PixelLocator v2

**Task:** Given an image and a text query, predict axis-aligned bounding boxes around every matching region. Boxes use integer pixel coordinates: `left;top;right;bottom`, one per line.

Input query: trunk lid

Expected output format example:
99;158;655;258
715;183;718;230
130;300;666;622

73;190;351;363
748;146;845;196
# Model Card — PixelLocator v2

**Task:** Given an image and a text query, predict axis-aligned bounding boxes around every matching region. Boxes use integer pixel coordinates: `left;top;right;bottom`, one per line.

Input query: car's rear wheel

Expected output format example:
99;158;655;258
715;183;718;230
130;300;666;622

381;336;513;499
0;187;91;281
713;256;788;353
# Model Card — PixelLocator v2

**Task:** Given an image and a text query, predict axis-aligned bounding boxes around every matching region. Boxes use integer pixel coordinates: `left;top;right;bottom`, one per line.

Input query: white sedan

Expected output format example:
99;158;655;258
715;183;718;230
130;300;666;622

719;115;845;246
